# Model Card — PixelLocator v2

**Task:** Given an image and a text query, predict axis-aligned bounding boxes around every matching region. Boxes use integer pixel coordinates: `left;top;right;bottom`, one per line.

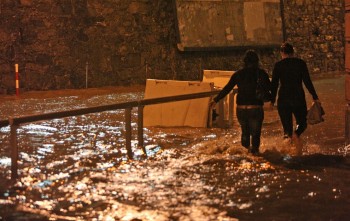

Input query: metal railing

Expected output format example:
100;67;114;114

1;89;237;180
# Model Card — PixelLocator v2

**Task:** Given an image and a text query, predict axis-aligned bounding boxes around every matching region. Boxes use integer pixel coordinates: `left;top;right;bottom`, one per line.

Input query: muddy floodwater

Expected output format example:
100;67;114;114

0;74;349;221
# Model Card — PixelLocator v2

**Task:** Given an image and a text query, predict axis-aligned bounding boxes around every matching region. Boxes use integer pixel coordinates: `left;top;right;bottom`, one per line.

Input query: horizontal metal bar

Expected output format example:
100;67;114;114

140;90;221;106
8;90;230;126
181;45;280;52
9;101;139;125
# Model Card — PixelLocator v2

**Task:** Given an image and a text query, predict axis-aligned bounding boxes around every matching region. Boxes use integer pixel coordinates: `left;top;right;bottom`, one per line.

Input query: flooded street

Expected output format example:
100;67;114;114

0;74;349;221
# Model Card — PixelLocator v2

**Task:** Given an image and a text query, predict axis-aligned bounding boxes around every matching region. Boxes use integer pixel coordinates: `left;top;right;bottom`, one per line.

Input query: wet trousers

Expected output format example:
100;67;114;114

236;107;264;150
277;102;307;137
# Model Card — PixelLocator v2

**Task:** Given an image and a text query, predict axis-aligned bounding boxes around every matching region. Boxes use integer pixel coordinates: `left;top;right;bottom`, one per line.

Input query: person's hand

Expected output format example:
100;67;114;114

209;100;217;109
313;99;321;104
265;102;274;111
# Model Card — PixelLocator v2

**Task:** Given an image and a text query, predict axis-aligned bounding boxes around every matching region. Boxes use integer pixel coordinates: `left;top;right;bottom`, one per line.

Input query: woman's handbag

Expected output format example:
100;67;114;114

307;101;325;125
256;71;271;102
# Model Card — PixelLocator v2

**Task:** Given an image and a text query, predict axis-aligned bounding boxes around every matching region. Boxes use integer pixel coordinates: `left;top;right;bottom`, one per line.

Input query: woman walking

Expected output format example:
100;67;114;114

270;42;320;155
211;50;271;155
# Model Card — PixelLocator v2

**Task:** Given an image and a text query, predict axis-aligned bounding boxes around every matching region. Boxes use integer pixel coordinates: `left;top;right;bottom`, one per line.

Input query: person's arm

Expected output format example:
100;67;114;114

270;63;280;104
301;60;319;100
262;71;275;109
262;70;271;90
213;73;237;103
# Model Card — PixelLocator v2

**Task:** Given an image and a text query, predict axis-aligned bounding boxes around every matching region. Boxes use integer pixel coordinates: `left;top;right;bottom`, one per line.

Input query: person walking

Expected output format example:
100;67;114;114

210;50;271;155
270;42;320;155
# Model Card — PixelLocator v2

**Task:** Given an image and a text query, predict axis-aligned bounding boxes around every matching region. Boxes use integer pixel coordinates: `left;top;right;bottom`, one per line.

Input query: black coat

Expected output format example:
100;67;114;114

214;67;271;106
271;57;318;105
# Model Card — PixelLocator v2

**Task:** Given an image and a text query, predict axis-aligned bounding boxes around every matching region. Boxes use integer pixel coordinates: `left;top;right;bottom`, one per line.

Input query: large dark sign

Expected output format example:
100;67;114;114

174;0;284;51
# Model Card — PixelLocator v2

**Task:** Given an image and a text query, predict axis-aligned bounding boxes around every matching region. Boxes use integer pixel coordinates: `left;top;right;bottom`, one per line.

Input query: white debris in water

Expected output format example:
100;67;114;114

338;144;350;156
48;172;70;181
22;124;58;132
0;126;10;132
75;179;89;191
0;199;14;205
46;160;67;169
33;200;56;211
192;137;248;156
256;185;270;193
0;157;11;167
237;201;253;210
308;192;317;197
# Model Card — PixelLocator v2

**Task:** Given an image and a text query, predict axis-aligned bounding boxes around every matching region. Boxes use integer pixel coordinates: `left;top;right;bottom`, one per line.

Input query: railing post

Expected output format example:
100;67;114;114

346;106;350;145
125;108;133;158
228;92;234;127
10;122;19;180
85;61;89;89
15;64;20;96
217;99;225;128
137;105;146;155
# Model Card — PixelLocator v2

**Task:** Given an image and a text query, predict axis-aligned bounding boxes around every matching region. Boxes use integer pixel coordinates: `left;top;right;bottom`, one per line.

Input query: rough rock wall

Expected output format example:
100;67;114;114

283;0;345;73
0;0;345;91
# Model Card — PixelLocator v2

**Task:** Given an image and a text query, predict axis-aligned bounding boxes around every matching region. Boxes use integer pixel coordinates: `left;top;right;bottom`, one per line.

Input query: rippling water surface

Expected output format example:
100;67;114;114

0;76;349;220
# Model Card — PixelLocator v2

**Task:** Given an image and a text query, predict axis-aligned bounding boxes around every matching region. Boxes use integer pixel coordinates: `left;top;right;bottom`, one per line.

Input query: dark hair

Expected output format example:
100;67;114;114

243;50;259;68
280;42;294;54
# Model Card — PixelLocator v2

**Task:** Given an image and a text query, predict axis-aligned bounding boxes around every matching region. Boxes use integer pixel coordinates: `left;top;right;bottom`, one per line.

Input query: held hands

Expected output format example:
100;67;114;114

209;100;217;109
267;102;275;111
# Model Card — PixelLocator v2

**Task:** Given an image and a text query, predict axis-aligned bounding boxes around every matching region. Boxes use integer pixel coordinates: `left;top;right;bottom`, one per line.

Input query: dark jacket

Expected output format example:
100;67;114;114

271;57;318;105
214;67;271;106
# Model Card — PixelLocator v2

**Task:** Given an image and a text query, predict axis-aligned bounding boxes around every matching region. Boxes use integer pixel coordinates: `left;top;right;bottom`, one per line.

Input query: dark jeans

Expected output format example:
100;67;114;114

236;107;264;150
277;102;307;137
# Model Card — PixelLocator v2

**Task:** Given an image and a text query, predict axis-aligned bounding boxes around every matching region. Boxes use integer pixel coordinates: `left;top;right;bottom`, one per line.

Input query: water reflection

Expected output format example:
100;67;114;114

0;77;349;220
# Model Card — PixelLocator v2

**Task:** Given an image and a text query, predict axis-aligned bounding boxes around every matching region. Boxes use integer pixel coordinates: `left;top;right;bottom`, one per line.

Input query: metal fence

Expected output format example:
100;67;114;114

1;89;238;180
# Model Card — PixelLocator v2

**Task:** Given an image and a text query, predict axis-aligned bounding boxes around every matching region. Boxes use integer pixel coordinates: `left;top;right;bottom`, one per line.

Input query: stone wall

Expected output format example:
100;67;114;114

283;0;345;73
0;0;345;91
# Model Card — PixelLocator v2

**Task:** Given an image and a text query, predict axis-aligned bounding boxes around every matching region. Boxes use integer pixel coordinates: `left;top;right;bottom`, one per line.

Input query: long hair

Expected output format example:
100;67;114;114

243;50;259;69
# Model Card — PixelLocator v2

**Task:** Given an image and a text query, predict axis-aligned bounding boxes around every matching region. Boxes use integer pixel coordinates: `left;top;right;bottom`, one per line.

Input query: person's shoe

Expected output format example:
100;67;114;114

283;134;290;139
250;148;260;156
292;132;303;156
243;145;250;151
282;137;292;145
282;136;292;144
